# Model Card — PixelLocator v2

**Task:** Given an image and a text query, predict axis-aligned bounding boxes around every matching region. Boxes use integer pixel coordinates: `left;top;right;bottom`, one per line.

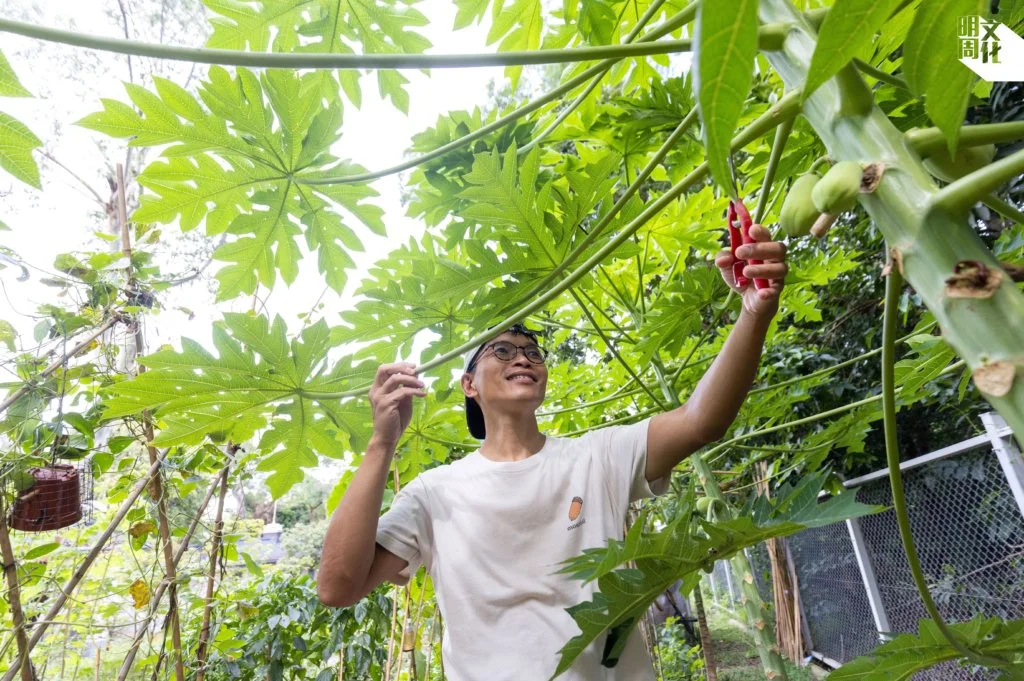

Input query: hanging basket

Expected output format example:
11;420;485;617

8;464;82;532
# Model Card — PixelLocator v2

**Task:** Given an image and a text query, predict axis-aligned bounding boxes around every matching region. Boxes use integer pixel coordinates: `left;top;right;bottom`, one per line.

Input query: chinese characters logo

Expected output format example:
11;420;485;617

958;16;1001;63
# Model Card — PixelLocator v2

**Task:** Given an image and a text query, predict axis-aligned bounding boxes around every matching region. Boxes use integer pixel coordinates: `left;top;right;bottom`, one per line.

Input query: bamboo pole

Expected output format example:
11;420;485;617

0;514;35;681
195;463;231;681
0;452;166;681
114;163;185;681
116;465;229;680
0;316;119;416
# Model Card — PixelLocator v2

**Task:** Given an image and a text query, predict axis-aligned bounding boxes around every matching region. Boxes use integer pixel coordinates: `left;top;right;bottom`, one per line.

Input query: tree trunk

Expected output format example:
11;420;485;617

759;0;1024;446
693;580;718;681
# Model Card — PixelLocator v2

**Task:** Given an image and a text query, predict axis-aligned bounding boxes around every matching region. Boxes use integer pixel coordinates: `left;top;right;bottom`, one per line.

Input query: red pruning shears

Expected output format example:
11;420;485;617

726;156;769;291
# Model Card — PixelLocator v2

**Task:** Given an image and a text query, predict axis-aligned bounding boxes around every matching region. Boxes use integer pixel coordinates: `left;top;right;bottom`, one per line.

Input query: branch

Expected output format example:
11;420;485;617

118;465;230;681
0;315;121;416
928;147;1024;217
705;358;966;465
905;122;1024;158
748;321;937;395
0;17;788;70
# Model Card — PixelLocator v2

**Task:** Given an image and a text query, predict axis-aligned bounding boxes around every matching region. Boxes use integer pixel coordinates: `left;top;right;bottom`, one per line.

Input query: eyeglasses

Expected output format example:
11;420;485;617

471;341;547;369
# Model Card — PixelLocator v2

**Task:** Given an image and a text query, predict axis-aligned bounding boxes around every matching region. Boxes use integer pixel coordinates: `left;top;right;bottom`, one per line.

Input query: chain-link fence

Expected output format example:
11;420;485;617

702;413;1024;679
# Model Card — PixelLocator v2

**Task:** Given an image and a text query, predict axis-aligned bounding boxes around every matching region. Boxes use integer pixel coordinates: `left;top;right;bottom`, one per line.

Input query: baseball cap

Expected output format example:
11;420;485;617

462;323;542;440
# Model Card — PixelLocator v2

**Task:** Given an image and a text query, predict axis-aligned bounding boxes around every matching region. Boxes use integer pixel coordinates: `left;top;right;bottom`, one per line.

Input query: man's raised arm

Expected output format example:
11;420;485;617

317;362;426;608
645;225;787;481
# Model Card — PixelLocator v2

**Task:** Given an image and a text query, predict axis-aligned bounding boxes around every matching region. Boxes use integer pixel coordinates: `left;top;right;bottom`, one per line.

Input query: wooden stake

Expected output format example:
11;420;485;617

115;163;185;681
693;582;718;681
0;514;35;681
196;463;231;681
117;466;228;680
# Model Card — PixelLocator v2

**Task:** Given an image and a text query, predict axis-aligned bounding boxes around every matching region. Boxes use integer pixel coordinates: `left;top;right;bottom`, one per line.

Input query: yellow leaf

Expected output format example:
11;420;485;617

130;579;150;609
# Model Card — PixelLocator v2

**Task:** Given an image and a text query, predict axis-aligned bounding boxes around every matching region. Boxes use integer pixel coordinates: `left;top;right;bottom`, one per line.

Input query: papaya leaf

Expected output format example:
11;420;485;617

550;472;882;677
0;50;31;97
803;0;903;101
0;111;41;188
79;68;381;301
485;0;543;88
103;314;373;497
903;0;985;155
829;616;1024;680
203;0;431;112
692;0;758;197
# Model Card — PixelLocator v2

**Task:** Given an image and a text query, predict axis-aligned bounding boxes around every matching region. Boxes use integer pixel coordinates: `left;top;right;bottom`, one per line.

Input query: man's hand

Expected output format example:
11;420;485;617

714;224;788;318
369;362;427;449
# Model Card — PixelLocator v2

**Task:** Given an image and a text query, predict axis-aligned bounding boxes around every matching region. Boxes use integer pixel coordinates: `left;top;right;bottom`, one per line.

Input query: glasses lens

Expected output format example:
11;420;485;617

491;342;516;360
525;347;545;363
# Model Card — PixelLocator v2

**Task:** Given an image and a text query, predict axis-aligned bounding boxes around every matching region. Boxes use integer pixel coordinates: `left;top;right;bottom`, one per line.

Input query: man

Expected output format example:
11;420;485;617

317;225;787;680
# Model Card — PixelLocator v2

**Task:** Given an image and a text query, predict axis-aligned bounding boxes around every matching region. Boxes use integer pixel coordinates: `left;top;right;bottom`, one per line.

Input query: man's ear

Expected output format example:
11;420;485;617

461;372;477;398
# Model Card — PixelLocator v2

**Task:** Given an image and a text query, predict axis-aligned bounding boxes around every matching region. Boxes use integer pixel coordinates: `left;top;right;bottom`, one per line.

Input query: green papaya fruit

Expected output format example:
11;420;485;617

923;144;996;183
696;497;713;513
779;172;821;238
812;160;863;214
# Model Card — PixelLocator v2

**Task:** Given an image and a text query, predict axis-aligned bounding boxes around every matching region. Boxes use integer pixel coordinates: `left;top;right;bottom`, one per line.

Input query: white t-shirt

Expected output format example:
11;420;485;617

375;416;668;681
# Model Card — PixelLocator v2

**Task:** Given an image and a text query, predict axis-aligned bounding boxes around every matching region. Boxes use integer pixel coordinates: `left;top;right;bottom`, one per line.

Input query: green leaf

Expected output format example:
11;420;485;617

485;0;543;88
0;319;15;352
24;542;60;560
241;551;264;577
62;412;95;439
551;472;882;676
0;50;31;97
204;0;431;112
81;68;381;300
692;0;758;197
803;0;903;101
830;616;1024;680
903;0;985;155
103;314;372;497
0;111;41;188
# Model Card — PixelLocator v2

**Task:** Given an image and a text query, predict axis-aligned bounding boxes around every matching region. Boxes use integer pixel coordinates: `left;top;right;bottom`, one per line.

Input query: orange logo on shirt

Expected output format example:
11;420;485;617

568;496;584;521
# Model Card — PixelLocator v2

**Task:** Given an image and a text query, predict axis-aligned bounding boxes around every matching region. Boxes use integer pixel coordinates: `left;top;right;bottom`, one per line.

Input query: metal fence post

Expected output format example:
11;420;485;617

846;517;891;641
981;412;1024;521
723;561;736;610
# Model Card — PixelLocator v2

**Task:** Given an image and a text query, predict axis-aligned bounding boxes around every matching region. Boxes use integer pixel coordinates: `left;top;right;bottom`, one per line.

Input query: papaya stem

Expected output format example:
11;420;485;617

754;116;794;223
928;146;1024;217
982;193;1024;225
880;262;1009;669
852;59;909;91
0;17;788;70
905;122;1024;157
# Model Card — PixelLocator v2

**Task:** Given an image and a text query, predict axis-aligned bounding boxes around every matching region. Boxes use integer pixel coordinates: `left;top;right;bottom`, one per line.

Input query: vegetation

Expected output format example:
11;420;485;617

1;0;1023;679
